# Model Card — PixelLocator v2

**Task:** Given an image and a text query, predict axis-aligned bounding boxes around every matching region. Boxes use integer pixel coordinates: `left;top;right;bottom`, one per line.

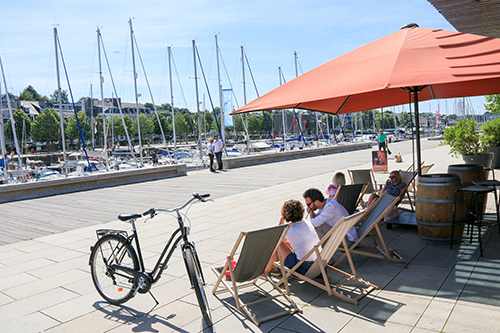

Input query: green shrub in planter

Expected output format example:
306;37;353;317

481;117;500;147
482;117;500;168
441;119;489;158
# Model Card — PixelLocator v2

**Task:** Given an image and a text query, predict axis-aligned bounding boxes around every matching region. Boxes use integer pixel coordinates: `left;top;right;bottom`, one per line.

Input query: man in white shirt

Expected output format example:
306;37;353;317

207;138;215;172
303;188;358;242
213;134;224;171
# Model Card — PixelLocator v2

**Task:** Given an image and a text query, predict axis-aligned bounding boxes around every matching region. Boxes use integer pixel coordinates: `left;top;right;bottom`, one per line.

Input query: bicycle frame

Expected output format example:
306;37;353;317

99;203;204;288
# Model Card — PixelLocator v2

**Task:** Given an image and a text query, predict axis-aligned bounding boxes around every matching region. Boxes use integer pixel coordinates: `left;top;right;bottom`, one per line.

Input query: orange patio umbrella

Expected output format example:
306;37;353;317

231;24;500;174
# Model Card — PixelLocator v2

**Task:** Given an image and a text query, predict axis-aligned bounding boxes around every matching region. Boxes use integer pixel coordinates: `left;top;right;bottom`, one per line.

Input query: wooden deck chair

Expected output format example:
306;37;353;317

397;170;418;212
333;183;368;214
348;169;378;195
276;211;378;305
211;224;301;326
408;163;434;196
336;193;407;265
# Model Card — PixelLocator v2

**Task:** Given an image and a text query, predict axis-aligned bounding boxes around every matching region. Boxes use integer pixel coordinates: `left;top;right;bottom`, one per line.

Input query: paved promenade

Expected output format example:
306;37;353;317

1;139;499;332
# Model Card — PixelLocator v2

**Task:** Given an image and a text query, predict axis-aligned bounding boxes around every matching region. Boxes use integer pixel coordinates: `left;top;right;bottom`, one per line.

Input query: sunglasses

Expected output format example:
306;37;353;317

389;175;396;179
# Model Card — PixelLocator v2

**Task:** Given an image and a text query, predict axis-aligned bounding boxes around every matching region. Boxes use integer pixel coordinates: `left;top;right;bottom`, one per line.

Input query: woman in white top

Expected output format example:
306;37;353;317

265;200;320;275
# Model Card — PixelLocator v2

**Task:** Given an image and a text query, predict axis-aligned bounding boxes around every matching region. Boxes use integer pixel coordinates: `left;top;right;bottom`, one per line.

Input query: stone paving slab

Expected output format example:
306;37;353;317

0;140;499;332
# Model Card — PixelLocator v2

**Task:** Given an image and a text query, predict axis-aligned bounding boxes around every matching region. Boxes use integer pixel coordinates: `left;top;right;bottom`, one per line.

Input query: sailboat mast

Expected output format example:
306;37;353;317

239;46;252;154
193;40;202;159
215;35;224;143
279;67;286;147
129;19;143;165
294;51;301;134
54;27;67;175
168;46;177;154
0;66;9;182
0;56;25;182
96;28;109;170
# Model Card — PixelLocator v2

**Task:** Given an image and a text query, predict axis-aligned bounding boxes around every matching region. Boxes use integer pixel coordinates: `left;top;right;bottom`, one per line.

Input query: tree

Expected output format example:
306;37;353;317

31;108;62;142
485;95;500;114
247;114;260;132
112;115;132;137
175;114;190;136
19;85;41;101
259;111;275;132
66;111;91;141
131;114;153;136
49;89;70;104
151;113;169;136
4;109;31;142
1;92;17;100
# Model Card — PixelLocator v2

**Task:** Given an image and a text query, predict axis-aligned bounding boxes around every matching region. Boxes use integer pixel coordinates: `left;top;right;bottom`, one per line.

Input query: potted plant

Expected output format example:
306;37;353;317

441;118;493;168
481;117;500;169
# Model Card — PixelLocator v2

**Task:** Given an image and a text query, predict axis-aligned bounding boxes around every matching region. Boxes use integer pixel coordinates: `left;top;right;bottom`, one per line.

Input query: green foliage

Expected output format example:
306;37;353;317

66;111;91;141
1;92;17;100
31;108;63;142
259;111;274;132
440;119;488;157
4;109;31;142
247;114;260;132
49;89;70;104
484;95;500;114
131;114;153;136
175;114;191;134
151;113;169;135
19;85;41;101
111;115;132;137
481;117;500;147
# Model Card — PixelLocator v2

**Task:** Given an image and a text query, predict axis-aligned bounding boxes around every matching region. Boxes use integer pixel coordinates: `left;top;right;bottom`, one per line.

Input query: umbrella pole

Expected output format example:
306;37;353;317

413;88;422;177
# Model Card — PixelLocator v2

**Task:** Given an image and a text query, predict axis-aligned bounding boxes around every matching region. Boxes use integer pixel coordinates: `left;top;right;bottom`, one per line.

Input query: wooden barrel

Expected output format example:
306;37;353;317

448;164;487;213
416;173;466;243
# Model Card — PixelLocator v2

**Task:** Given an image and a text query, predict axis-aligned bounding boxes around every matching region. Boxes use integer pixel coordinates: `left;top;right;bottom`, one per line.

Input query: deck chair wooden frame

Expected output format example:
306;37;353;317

408;163;434;196
211;224;301;326
398;170;418;212
348;169;379;195
333;183;368;214
276;211;378;305
336;193;407;265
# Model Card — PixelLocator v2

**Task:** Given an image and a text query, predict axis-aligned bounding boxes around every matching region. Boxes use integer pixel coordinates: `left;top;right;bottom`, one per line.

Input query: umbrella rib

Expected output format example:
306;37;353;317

334;95;352;115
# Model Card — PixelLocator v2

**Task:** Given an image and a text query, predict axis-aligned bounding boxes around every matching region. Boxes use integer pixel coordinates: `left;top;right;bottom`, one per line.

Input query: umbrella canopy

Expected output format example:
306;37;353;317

231;25;500;116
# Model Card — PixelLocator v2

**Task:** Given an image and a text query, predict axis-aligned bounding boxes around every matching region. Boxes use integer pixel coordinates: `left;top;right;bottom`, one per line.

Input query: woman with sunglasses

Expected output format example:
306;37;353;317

367;170;405;208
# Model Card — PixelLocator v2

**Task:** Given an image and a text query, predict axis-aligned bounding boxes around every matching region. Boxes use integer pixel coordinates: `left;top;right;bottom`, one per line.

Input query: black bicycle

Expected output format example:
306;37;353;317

89;193;212;326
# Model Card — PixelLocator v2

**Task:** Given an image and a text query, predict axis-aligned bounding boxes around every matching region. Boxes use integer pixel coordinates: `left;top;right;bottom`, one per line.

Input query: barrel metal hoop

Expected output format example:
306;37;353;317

418;182;462;187
416;197;464;204
416;220;466;227
419;234;463;242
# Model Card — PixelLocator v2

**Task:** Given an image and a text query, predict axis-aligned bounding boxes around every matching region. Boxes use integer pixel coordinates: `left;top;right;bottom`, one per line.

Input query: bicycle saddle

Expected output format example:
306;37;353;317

118;213;142;221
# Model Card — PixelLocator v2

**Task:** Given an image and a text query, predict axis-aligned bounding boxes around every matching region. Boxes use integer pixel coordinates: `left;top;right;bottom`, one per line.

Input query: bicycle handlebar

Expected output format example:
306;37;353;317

142;192;211;217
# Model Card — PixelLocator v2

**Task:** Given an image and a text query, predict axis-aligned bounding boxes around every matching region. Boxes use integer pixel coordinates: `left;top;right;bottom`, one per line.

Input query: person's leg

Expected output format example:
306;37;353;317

209;154;215;171
367;193;379;208
216;152;223;170
265;242;293;273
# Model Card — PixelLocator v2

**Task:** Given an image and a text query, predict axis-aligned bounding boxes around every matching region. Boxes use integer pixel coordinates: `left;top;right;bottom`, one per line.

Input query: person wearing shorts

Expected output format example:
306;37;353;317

265;200;320;275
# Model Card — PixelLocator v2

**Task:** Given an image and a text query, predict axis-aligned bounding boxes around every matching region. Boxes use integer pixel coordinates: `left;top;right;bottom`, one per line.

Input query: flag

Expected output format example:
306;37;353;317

223;89;234;127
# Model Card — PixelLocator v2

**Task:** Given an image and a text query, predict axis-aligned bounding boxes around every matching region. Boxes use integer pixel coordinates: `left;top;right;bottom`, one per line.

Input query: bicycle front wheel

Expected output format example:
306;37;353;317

90;234;139;304
184;247;212;326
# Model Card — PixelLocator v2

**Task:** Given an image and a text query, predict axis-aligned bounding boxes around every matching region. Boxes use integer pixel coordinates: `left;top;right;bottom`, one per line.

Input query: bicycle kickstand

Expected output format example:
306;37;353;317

149;291;159;305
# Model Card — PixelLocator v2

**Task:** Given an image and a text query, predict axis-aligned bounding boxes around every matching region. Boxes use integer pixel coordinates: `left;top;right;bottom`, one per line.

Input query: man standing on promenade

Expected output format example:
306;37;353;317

213;134;224;171
378;128;387;152
207;138;215;172
303;188;358;242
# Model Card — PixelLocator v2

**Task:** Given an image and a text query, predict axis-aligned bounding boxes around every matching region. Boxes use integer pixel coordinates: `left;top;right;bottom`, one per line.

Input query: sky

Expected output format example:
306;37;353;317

0;0;489;116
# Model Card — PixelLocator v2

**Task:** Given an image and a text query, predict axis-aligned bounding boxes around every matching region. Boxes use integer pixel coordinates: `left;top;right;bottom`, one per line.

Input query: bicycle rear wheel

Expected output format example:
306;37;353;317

90;234;139;304
184;247;212;326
